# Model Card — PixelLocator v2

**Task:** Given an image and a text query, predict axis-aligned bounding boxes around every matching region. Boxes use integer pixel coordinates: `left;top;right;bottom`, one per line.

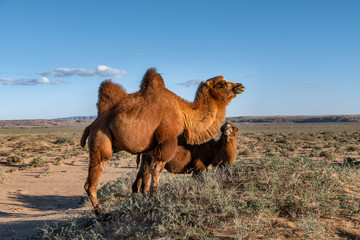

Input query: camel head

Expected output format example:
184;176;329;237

220;121;239;142
205;76;245;102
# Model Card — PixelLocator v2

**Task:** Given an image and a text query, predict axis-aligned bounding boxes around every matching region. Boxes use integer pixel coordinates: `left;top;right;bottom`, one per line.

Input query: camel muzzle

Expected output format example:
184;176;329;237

233;83;245;94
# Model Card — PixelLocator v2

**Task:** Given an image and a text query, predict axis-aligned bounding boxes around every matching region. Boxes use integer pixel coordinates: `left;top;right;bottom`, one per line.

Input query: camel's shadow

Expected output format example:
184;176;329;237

8;194;84;211
1;195;86;239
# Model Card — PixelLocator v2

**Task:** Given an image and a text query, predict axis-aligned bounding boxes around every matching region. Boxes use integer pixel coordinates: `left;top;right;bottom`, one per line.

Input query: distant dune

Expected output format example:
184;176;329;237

0;115;359;129
0;119;93;129
228;115;360;124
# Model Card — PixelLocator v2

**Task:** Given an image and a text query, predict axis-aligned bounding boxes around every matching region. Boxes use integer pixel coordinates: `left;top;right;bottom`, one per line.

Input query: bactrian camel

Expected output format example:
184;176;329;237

80;68;244;216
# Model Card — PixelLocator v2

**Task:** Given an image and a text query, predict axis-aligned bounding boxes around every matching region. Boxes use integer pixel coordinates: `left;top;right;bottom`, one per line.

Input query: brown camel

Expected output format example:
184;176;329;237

132;121;239;193
80;68;244;216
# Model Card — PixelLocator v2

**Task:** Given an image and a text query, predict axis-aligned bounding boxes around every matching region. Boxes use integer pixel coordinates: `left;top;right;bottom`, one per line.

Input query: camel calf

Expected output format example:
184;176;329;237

132;121;239;193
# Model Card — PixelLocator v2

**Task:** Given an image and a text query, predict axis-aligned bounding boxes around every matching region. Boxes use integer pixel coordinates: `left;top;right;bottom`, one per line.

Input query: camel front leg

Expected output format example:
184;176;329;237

140;155;152;193
141;169;152;193
149;137;177;194
132;154;153;193
149;160;166;195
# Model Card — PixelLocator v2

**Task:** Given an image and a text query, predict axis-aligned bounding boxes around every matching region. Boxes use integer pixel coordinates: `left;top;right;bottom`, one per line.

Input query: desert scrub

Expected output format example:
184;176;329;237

0;169;5;184
53;136;72;145
319;150;334;160
238;147;251;156
280;149;292;157
346;145;358;152
6;155;24;164
63;147;84;158
41;156;360;239
309;149;320;157
113;151;132;160
285;143;297;152
28;156;48;168
83;171;136;207
0;150;10;157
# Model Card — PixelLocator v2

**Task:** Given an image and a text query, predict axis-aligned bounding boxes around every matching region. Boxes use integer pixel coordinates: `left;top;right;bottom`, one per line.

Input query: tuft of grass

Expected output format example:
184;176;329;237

28;156;48;168
41;156;360;239
347;145;358;152
0;150;11;157
0;168;5;183
113;151;132;160
238;148;251;156
319;150;334;160
53;137;71;145
6;155;24;164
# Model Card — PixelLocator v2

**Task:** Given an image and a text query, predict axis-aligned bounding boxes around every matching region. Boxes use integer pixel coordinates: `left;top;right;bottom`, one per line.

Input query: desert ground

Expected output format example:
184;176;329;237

0;116;359;239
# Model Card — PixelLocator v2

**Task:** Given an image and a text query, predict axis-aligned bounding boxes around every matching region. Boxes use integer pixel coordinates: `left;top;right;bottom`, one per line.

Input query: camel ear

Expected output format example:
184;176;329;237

234;126;239;132
206;80;214;88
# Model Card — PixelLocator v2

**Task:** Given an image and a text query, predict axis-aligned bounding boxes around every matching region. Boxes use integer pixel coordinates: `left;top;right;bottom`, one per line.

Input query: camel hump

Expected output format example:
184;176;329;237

97;80;127;115
140;68;166;92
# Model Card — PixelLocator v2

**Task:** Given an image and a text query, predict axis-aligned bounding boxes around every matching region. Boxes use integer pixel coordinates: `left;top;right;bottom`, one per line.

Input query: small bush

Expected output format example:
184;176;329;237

319;150;334;160
113;151;132;160
347;146;357;152
6;155;23;164
239;148;251;156
29;156;48;168
0;151;10;157
309;149;320;157
53;137;70;144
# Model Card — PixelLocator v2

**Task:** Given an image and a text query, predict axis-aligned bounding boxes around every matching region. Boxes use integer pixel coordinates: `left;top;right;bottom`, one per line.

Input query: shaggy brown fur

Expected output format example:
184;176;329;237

132;121;239;193
81;68;244;216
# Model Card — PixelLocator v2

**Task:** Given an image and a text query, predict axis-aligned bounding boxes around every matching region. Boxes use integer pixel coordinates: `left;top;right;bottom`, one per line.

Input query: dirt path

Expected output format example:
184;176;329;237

0;155;136;239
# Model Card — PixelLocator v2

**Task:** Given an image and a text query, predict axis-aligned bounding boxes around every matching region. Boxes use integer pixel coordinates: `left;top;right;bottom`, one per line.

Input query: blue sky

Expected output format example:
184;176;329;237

0;0;359;120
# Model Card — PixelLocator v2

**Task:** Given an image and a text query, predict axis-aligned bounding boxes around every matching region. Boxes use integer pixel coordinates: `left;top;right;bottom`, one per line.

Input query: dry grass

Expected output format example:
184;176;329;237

1;122;359;239
41;157;360;239
0;128;88;174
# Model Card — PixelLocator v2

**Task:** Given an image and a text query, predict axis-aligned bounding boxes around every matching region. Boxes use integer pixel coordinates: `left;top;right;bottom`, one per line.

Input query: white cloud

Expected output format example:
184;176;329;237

36;77;50;84
0;78;13;85
177;79;203;87
41;68;95;77
0;77;52;86
96;65;127;78
40;65;127;79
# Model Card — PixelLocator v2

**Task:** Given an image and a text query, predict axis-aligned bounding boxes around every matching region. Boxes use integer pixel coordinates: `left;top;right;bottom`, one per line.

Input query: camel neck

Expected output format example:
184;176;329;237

181;84;227;145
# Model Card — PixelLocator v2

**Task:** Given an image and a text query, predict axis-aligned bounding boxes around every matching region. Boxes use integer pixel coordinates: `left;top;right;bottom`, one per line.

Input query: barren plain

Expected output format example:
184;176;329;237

0;116;359;239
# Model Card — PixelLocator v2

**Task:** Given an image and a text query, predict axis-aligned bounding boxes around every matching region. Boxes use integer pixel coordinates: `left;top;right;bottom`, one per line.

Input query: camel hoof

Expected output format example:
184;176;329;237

94;207;102;217
96;212;112;222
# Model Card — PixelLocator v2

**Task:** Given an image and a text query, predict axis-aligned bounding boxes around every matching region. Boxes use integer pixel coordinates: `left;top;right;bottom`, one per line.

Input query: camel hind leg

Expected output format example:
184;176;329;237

132;154;144;193
84;130;112;216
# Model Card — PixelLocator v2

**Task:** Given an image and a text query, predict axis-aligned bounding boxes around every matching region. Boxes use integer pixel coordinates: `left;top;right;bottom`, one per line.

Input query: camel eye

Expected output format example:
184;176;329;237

217;82;227;88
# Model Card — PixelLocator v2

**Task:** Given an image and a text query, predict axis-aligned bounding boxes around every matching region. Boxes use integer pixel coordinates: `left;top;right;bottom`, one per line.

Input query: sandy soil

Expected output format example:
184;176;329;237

0;154;136;239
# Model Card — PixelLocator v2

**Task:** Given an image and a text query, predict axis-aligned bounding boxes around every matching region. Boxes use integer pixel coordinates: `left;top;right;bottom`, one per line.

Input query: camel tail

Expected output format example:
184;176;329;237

136;154;141;169
80;124;91;148
97;80;127;115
